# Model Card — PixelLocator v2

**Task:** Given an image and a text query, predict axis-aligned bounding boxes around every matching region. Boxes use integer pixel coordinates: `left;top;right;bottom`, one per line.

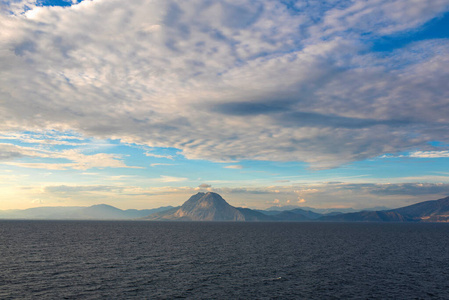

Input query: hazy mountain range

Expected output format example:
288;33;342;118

1;192;449;222
0;205;173;220
146;193;449;222
265;205;391;214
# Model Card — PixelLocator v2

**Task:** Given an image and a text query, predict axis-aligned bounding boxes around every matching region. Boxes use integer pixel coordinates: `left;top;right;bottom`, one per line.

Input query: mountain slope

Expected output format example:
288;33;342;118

320;196;449;222
123;206;174;218
391;196;449;222
235;208;273;221
320;210;414;222
270;211;310;221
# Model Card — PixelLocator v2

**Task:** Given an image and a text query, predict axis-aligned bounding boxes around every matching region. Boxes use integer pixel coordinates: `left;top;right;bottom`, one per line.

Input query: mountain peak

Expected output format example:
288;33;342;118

147;192;246;221
90;204;119;209
192;191;219;197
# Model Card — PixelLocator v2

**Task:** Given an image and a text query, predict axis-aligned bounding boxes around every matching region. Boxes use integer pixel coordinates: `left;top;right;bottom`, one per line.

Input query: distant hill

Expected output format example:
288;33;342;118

320;196;449;222
235;208;273;221
319;210;415;222
0;204;173;220
267;205;354;214
269;211;310;221
257;208;322;220
265;205;390;214
287;208;322;219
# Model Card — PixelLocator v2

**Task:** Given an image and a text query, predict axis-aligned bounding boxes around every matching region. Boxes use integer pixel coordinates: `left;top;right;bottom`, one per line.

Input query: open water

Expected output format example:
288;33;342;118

0;221;449;299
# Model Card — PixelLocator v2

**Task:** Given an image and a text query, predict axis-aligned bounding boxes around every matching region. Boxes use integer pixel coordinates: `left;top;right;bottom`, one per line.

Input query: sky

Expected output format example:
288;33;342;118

1;0;449;210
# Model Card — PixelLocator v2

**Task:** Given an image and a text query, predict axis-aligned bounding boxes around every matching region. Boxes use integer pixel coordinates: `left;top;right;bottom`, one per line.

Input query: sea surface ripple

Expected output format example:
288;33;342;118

1;221;448;299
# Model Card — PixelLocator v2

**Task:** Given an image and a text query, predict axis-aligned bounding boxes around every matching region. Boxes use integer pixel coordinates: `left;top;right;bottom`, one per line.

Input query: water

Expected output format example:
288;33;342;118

1;221;448;299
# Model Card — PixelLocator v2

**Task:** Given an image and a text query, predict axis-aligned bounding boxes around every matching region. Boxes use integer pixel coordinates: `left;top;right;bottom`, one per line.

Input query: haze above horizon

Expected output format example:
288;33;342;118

1;0;449;210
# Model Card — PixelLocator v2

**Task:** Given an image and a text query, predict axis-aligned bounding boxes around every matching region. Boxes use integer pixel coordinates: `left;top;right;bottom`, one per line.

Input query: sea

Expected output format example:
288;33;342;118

1;221;448;299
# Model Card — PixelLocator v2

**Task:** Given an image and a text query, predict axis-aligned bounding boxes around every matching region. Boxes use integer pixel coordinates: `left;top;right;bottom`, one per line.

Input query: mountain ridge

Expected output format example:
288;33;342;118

320;196;449;222
2;194;449;222
0;205;174;220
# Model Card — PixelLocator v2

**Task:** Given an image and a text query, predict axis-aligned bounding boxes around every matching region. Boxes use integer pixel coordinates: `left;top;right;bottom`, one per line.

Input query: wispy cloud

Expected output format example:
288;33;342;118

4;162;73;170
0;143;44;160
45;185;124;194
409;151;449;158
223;165;244;169
381;151;449;159
0;131;87;146
0;143;141;170
145;153;174;160
157;175;188;183
150;163;175;167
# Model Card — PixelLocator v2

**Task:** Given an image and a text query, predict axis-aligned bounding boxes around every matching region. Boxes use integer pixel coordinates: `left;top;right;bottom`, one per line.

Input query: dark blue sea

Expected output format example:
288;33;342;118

1;221;448;299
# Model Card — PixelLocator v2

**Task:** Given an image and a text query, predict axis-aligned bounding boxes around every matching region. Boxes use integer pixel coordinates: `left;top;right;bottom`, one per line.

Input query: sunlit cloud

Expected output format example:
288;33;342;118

157;176;188;183
150;163;176;167
409;151;449;158
0;143;141;170
223;165;244;169
145;153;174;160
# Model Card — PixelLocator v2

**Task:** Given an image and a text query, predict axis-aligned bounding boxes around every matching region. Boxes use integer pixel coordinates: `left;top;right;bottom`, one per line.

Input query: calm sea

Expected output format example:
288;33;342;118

0;221;448;299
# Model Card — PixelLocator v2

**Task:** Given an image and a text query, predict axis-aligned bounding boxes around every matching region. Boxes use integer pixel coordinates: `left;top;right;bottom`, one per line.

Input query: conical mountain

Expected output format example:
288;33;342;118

146;192;246;221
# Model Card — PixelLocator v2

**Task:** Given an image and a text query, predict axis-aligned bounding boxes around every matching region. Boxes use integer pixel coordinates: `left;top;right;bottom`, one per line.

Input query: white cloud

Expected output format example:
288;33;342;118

31;198;44;204
107;175;137;181
59;149;143;170
150;163;175;167
0;143;45;160
223;165;244;169
145;153;174;160
195;183;213;192
0;143;140;170
157;175;188;183
0;131;86;146
311;0;449;37
299;189;319;194
4;162;72;170
409;151;449;158
1;0;449;168
43;185;126;199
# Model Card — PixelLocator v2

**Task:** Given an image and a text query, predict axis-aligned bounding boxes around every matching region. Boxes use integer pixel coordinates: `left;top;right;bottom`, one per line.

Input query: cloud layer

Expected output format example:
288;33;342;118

0;142;138;170
30;181;449;210
1;0;449;168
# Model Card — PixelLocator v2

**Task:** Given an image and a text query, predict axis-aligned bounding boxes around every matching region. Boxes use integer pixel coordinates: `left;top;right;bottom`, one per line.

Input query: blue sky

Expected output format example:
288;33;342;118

1;0;449;210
